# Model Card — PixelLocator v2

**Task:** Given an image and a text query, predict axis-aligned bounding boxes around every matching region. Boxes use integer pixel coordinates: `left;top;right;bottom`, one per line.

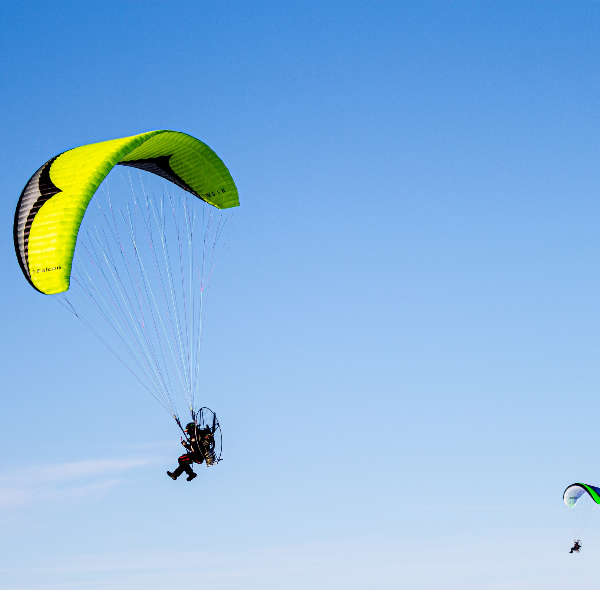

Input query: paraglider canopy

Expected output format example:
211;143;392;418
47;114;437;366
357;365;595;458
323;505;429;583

563;483;600;507
14;130;239;295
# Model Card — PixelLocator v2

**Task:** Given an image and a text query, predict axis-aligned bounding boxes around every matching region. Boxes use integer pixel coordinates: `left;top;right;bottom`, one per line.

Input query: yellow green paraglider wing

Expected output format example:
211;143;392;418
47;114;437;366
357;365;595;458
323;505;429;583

13;130;239;295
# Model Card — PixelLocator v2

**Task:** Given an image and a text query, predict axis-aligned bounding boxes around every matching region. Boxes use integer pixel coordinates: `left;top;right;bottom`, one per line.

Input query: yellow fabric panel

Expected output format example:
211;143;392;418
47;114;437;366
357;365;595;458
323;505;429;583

27;131;160;294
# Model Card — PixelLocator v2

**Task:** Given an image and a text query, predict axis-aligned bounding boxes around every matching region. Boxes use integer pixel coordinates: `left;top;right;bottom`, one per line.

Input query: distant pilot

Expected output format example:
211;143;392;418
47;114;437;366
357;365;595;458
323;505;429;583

569;540;582;554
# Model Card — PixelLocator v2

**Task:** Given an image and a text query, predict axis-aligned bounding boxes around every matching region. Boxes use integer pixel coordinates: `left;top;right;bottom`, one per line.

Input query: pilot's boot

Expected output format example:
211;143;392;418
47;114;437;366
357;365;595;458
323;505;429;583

187;472;197;481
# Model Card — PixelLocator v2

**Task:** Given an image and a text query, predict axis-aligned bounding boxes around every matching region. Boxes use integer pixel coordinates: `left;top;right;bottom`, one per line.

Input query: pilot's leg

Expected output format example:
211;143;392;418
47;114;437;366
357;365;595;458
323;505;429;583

178;453;195;477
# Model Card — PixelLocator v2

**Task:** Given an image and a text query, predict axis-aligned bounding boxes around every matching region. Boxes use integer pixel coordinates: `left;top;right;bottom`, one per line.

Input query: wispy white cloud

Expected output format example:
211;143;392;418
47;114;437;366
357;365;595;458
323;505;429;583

0;457;154;512
0;458;153;485
0;487;34;510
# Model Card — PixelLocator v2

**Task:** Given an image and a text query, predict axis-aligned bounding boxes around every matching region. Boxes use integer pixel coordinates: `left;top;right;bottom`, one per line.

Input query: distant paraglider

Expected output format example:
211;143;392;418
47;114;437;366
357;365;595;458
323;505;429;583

13;130;238;476
563;483;600;552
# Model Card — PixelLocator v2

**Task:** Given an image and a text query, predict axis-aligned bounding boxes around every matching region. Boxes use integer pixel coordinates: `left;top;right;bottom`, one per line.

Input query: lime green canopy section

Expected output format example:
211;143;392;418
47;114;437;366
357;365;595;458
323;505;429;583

13;130;239;295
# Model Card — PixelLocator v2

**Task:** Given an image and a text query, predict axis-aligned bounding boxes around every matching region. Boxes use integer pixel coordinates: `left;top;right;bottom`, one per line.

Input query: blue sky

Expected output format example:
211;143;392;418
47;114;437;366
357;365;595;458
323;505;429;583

2;1;600;588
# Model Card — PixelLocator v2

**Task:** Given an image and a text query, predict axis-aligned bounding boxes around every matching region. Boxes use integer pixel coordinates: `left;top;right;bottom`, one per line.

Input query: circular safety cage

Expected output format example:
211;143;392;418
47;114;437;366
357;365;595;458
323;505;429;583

192;406;222;465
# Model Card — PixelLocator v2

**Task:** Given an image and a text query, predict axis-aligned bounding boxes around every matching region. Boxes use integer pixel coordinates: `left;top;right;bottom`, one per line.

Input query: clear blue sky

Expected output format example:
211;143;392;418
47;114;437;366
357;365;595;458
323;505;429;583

1;1;600;588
